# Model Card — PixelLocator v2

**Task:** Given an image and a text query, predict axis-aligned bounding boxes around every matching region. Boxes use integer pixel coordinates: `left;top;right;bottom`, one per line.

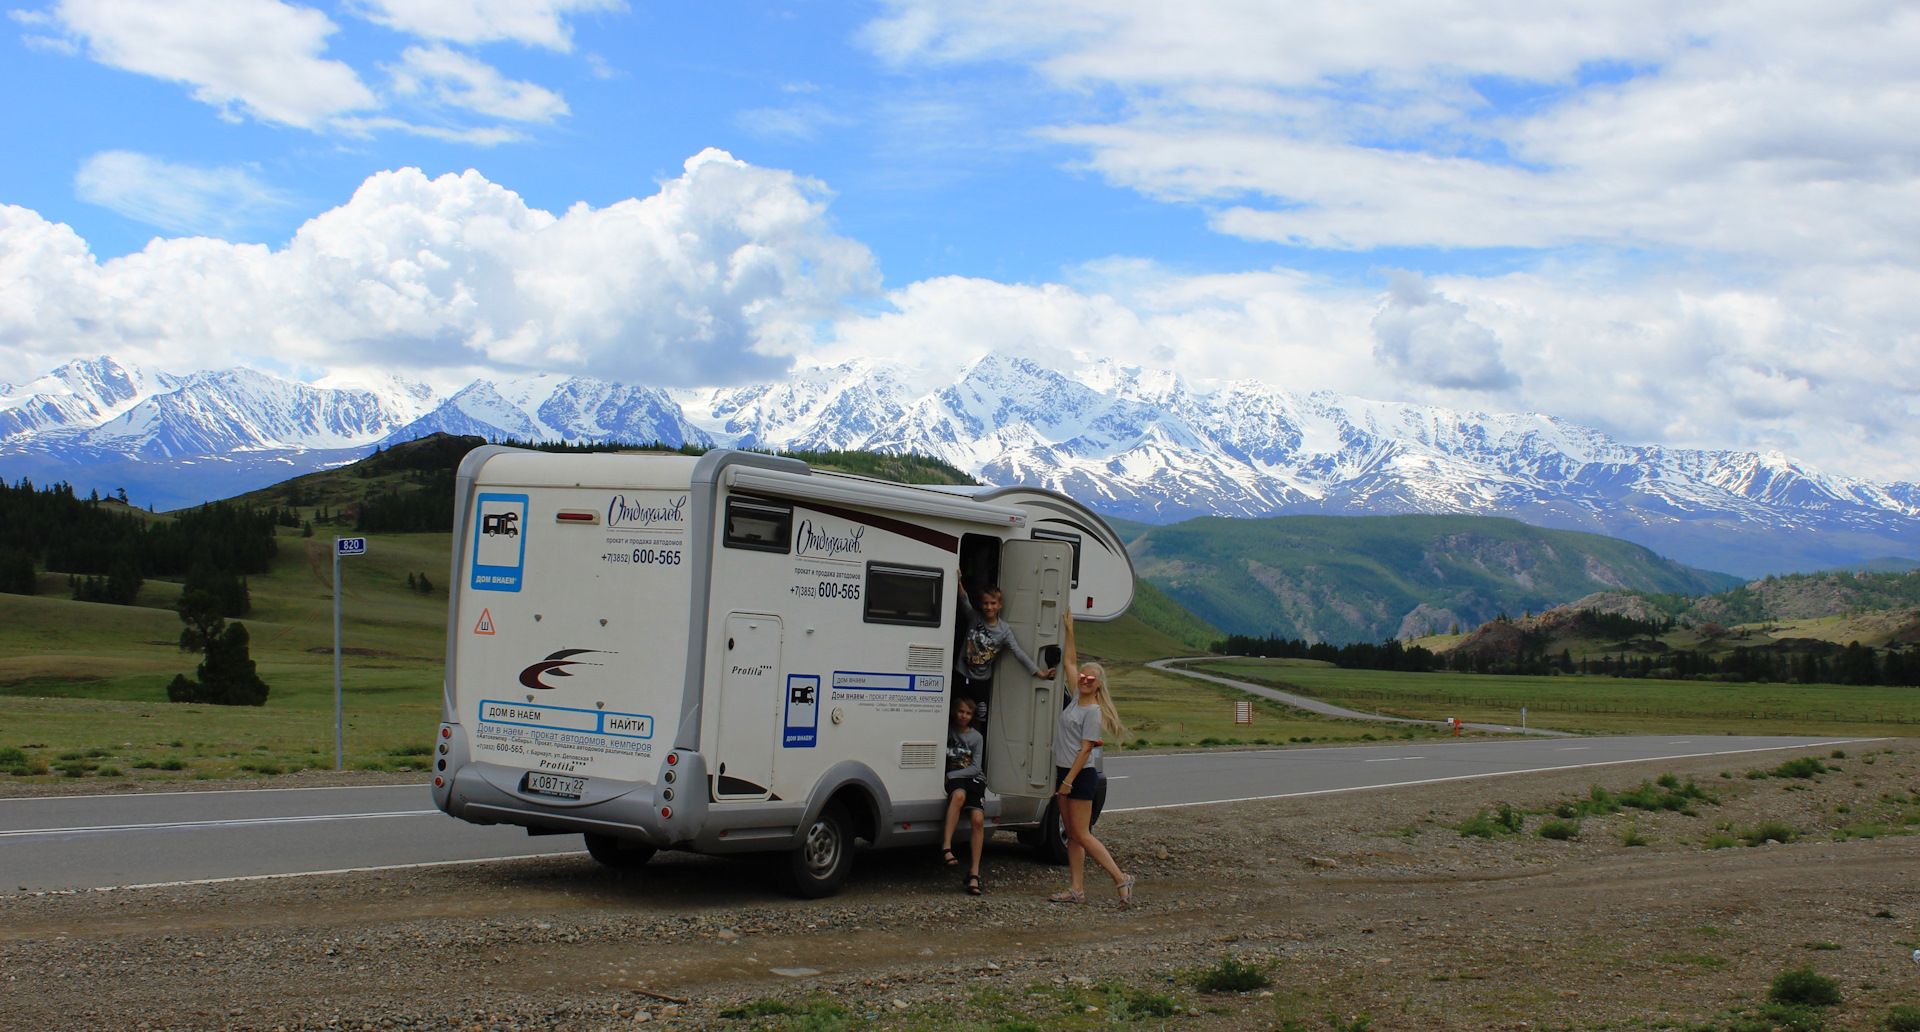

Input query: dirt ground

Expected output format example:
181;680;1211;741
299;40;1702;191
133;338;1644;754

3;741;1918;1032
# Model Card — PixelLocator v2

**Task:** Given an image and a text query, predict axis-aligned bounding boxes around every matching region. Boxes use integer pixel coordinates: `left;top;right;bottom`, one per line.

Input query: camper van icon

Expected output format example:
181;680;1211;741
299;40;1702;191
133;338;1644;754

483;511;520;537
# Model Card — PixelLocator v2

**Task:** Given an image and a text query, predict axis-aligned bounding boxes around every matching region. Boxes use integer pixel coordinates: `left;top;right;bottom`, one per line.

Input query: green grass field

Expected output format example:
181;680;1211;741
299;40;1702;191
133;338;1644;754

1190;659;1920;737
0;527;451;779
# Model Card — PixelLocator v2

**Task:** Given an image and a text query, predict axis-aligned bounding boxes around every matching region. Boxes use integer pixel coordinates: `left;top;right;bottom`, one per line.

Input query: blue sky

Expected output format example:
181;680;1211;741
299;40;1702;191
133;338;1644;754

3;1;1919;480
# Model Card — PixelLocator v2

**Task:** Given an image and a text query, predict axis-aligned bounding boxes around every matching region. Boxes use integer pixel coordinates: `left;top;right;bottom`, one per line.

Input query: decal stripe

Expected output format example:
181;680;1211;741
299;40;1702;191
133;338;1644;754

788;499;960;553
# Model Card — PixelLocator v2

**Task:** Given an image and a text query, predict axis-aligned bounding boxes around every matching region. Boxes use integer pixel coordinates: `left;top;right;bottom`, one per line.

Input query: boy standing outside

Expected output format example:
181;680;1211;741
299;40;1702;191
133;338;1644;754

940;697;989;893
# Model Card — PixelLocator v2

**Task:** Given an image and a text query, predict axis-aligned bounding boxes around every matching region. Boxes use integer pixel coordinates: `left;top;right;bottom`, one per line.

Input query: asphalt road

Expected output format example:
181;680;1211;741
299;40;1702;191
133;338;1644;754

1147;657;1572;736
0;735;1868;893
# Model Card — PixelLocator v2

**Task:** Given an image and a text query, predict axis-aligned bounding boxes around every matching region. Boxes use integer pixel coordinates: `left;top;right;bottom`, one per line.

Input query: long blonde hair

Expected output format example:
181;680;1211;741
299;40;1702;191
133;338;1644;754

1075;662;1128;741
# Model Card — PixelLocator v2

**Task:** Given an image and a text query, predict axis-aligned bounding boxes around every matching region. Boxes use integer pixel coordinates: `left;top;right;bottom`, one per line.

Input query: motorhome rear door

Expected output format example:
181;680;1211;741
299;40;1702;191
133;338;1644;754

716;613;781;799
986;540;1069;797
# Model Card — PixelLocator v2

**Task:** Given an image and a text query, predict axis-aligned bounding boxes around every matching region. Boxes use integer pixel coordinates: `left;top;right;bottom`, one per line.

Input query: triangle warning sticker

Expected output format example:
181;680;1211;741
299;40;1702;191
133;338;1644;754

473;609;495;635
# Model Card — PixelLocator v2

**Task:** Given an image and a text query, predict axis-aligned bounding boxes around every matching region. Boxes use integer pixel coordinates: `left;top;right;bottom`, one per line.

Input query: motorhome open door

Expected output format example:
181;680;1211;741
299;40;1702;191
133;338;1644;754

986;540;1069;798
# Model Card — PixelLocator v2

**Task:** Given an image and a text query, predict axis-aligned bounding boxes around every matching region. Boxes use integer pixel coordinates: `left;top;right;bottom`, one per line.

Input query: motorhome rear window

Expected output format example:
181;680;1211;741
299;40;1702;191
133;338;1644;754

724;498;792;553
1032;528;1083;588
864;562;944;627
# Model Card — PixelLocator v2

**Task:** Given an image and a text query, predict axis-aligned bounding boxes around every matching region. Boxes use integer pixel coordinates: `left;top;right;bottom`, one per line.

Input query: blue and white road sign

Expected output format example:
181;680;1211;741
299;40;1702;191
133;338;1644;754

336;537;368;556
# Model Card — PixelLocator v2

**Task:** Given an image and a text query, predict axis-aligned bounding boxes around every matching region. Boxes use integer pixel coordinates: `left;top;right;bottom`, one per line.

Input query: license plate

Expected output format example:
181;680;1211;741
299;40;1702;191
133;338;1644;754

521;772;585;799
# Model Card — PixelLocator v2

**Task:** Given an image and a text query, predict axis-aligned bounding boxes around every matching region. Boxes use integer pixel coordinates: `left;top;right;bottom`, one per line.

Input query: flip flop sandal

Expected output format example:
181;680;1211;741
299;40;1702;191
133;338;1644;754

964;874;982;896
1114;873;1136;908
940;849;959;867
1047;888;1085;904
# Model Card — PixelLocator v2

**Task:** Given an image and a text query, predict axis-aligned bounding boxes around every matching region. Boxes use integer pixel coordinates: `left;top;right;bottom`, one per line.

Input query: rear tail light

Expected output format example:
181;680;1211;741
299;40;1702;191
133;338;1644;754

441;727;451;739
660;806;672;818
433;776;444;788
666;752;678;766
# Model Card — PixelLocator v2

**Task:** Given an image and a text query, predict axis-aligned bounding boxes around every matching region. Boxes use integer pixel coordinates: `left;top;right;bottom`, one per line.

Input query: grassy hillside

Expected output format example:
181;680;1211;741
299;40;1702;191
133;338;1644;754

1130;513;1743;643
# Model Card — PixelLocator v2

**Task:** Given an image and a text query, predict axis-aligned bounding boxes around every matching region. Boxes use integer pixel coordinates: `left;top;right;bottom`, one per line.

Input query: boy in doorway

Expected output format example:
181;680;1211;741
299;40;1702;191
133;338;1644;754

955;572;1056;711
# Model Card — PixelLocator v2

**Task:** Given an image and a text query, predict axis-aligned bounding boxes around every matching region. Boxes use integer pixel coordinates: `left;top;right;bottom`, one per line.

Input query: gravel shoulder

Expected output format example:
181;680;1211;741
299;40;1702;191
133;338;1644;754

4;741;1918;1031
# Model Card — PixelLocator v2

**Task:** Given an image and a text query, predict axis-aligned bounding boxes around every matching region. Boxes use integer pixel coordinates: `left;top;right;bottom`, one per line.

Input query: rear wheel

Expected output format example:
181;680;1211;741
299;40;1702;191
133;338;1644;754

584;833;656;869
775;801;854;898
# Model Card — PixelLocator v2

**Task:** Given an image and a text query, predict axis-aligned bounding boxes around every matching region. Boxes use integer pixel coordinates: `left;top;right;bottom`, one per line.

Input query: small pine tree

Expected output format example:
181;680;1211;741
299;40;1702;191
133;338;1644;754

416;571;432;594
169;622;269;706
301;519;313;538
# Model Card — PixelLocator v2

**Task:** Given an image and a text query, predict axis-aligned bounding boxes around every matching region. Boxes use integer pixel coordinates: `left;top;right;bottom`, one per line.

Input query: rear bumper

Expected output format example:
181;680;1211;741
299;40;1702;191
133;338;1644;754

434;724;708;848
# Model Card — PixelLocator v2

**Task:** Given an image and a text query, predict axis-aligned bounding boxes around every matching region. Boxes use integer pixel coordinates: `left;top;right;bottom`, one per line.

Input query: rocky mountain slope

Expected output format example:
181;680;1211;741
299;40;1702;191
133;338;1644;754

4;353;1918;577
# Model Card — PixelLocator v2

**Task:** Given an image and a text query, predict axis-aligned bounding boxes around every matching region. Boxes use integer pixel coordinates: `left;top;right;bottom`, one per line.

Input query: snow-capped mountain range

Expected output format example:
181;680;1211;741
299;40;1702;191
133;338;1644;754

4;354;1916;577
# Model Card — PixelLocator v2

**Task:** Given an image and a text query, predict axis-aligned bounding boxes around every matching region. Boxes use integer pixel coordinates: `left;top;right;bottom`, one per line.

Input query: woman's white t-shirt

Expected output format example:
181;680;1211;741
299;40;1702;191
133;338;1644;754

1053;698;1105;769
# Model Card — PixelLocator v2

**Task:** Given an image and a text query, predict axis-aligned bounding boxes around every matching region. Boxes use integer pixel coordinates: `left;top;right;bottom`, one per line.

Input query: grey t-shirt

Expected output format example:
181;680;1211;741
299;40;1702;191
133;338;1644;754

1053;699;1105;770
946;726;985;780
956;592;1039;680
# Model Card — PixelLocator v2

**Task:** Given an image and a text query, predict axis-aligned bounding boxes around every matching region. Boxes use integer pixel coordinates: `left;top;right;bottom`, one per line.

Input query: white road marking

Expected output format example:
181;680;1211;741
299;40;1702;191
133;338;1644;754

1104;739;1877;814
0;810;439;839
52;852;590;894
1363;757;1426;763
0;782;429;804
1557;746;1590;751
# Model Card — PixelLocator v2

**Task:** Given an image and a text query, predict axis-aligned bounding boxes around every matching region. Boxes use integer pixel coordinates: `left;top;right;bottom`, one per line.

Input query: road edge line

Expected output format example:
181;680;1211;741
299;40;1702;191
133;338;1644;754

1105;738;1885;813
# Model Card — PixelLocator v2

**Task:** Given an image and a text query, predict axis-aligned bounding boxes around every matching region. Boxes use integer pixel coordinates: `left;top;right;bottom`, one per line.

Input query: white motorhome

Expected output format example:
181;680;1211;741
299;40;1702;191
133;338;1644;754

432;447;1133;896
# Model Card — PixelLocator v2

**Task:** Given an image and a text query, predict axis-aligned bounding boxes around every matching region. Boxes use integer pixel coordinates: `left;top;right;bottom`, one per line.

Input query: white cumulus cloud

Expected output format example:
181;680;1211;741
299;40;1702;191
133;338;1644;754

352;0;623;51
42;0;376;128
1370;272;1517;391
1;150;876;387
73;151;295;237
390;44;568;122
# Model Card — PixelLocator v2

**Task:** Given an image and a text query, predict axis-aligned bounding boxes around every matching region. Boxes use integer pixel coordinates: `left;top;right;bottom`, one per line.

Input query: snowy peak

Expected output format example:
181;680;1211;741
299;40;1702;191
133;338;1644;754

0;356;177;440
389;375;707;448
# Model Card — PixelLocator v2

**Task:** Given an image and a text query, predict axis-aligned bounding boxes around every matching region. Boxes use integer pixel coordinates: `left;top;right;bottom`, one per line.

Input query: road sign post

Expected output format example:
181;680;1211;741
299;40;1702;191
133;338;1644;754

334;537;368;771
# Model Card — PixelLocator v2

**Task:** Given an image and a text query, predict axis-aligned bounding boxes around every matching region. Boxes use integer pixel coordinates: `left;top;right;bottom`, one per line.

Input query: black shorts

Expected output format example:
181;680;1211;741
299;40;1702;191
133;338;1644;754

945;774;985;812
1054;766;1098;801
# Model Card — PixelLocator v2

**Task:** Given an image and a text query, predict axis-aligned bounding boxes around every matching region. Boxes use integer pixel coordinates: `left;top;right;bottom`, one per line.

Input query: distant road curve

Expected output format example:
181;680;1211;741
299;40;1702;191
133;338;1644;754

1148;657;1575;738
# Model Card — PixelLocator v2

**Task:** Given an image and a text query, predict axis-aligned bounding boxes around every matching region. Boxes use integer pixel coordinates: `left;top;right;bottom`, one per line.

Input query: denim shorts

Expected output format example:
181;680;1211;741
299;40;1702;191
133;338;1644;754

1054;765;1099;801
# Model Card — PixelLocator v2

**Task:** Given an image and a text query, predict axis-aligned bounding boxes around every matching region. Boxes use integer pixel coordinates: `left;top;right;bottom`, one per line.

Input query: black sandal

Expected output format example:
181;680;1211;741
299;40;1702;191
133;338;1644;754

964;873;982;896
940;848;959;867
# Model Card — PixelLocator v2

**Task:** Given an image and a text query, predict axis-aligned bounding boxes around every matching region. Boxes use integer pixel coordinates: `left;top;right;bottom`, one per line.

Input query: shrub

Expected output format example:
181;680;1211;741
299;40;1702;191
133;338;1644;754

1740;820;1799;847
1773;757;1829;779
1703;832;1738;850
1885;1004;1920;1031
1830;750;1847;759
1113;987;1179;1018
1538;819;1581;841
1455;809;1506;838
239;762;283;776
1325;1013;1374;1032
1495;803;1524;833
158;758;186;771
1194;956;1269;993
1619;825;1651;847
97;766;124;777
1769;967;1841;1007
0;747;24;765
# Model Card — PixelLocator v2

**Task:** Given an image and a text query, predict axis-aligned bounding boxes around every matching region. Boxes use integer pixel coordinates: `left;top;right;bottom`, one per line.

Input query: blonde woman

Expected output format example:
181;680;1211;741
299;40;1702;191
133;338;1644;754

1048;610;1134;906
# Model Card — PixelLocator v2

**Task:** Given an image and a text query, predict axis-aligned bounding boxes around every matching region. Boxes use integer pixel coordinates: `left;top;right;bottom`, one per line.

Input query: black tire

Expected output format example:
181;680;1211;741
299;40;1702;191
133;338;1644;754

774;801;854;898
584;833;656;869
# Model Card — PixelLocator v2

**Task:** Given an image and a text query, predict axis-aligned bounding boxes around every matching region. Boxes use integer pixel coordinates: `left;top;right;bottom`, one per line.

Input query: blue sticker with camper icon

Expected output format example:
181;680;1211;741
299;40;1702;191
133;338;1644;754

472;493;528;592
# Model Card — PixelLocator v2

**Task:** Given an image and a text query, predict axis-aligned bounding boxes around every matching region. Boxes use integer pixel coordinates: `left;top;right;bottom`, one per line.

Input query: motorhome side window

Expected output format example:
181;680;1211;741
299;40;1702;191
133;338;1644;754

1032;528;1083;587
863;562;943;626
724;498;792;553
